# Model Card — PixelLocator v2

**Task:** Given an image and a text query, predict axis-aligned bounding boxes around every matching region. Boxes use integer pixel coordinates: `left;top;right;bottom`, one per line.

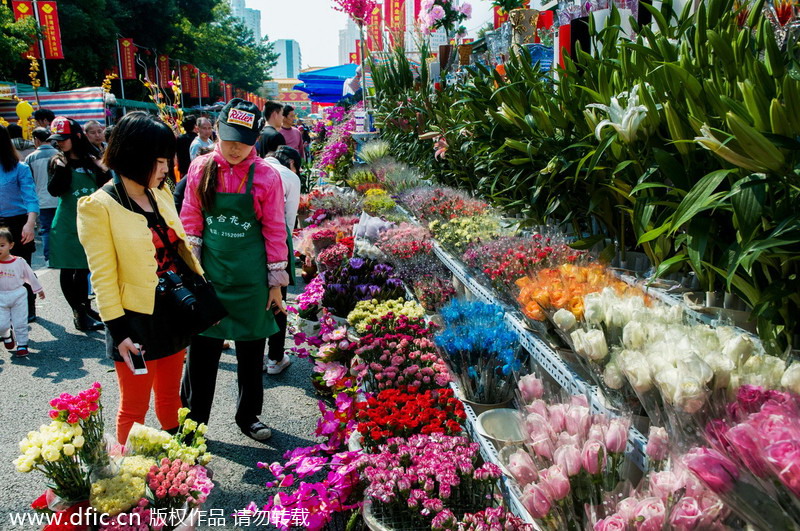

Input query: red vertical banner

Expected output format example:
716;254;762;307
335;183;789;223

384;0;405;48
199;72;210;98
147;67;157;88
414;0;421;19
119;38;137;80
188;67;199;98
557;25;571;69
219;81;226;98
355;40;362;64
225;84;233;101
157;55;171;88
12;1;39;58
348;52;358;64
366;7;382;51
36;1;63;59
179;64;191;93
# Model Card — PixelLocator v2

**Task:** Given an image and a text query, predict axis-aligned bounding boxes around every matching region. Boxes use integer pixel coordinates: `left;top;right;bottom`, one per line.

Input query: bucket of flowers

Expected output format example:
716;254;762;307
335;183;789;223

435;299;524;414
16;384;214;531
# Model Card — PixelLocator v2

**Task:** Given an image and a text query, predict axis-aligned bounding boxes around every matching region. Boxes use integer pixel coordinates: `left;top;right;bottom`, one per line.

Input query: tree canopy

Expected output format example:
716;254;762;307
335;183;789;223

0;0;277;96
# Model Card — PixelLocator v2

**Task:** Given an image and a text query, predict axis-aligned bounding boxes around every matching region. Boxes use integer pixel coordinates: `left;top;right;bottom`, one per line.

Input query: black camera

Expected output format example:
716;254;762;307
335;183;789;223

157;270;197;310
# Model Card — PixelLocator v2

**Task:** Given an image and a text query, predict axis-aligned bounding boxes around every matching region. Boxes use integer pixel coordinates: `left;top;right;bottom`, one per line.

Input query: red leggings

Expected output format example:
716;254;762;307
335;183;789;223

114;350;186;444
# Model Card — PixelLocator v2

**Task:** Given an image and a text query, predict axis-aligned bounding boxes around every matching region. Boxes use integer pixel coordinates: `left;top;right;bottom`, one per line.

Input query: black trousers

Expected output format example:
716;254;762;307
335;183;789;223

181;335;267;428
266;286;288;362
60;268;90;311
1;214;36;316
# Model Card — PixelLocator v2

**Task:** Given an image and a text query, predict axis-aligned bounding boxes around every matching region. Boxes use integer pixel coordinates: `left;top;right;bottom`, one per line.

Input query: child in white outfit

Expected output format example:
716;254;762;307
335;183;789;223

0;227;45;357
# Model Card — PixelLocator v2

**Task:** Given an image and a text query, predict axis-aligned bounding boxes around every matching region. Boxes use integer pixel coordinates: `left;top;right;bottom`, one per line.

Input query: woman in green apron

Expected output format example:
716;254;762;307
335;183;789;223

47;117;109;331
180;99;290;442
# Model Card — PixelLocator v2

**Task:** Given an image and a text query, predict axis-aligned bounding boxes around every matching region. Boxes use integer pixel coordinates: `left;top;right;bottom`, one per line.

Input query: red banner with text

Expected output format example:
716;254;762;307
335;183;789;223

188;67;199;98
179;64;191;93
384;0;405;48
225;84;233;101
355;40;362;64
200;72;210;99
37;1;64;59
12;1;39;58
157;55;171;88
118;38;137;80
366;7;382;51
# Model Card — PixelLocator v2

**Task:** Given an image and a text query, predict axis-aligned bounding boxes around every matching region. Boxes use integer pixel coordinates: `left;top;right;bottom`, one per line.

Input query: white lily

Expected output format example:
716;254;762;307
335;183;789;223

694;124;769;172
586;84;654;144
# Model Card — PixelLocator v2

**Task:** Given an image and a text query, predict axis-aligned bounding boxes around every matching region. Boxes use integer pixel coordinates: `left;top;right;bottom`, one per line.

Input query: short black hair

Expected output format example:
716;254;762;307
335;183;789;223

264;102;282;118
103;112;176;187
104;125;114;142
183;114;197;133
0;226;13;244
32;127;51;142
282;105;294;117
273;145;302;173
7;123;23;138
33;108;55;122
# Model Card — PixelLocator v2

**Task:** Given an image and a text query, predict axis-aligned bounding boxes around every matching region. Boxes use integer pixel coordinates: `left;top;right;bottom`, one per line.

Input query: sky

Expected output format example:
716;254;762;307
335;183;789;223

252;0;496;69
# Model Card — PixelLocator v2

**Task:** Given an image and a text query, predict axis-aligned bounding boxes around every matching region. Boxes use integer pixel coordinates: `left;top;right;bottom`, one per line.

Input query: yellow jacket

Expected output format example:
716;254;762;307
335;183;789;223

77;185;203;322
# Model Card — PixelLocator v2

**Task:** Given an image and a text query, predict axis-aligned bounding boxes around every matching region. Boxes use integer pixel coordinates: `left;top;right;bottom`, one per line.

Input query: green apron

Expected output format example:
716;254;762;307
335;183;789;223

49;168;97;269
201;164;282;341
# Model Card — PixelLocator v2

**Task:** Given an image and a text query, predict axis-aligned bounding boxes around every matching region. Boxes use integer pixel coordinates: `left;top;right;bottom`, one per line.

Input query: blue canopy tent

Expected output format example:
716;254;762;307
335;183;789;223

293;64;358;104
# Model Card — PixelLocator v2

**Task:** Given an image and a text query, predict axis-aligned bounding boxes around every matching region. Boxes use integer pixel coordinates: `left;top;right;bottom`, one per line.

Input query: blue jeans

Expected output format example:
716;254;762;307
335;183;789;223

38;208;56;262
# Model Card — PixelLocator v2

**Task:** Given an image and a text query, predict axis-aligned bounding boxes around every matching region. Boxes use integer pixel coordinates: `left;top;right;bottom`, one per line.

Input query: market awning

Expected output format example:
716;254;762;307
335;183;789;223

293;63;358;103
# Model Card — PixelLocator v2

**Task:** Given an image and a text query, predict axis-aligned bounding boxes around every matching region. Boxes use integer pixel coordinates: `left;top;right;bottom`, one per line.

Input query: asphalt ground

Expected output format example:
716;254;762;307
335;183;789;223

0;242;319;530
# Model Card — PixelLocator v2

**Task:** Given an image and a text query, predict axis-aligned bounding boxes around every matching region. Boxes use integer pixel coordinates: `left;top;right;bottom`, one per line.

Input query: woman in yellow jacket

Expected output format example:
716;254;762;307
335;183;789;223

77;112;203;444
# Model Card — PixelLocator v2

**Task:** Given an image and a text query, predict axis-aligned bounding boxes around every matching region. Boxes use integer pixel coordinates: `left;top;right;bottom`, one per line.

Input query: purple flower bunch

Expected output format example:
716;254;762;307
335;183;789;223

256;447;363;531
357;434;502;527
321;258;405;317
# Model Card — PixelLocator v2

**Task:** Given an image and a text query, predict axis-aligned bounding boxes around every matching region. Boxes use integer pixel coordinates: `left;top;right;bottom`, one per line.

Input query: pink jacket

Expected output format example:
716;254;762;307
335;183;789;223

181;145;288;283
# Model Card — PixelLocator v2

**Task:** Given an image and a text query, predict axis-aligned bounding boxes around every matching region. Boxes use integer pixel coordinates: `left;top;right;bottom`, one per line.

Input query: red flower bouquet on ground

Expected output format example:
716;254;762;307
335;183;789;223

356;386;465;450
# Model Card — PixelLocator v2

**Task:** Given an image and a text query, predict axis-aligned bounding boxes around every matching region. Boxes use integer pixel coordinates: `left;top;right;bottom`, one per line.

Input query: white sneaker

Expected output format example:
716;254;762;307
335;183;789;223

264;355;292;375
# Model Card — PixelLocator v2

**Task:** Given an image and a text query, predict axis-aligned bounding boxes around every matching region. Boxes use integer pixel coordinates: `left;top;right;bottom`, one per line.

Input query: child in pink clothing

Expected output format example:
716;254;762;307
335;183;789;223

0;226;45;357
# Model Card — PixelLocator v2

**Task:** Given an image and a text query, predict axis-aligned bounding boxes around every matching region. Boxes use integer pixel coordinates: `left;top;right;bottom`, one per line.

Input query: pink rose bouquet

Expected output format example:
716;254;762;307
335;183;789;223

147;458;213;509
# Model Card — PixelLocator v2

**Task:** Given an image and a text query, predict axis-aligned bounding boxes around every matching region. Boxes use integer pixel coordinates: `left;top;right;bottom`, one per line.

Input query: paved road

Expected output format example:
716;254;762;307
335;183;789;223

0;244;319;530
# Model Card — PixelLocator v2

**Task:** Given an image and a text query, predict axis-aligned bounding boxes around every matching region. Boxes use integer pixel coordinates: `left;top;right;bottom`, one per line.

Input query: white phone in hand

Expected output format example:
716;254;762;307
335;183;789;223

131;344;148;375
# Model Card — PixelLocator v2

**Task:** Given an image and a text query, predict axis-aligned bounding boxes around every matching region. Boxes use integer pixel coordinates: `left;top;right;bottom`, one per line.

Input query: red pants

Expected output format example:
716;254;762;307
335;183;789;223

114;350;186;444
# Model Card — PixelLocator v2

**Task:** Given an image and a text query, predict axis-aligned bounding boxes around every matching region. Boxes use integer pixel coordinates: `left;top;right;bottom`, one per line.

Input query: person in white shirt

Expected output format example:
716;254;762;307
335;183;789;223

189;117;214;160
264;146;301;230
343;66;362;97
263;145;302;375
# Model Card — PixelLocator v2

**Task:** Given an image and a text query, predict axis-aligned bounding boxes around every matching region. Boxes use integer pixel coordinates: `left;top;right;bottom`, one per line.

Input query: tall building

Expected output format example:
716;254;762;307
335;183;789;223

229;0;261;41
272;39;302;79
338;19;361;65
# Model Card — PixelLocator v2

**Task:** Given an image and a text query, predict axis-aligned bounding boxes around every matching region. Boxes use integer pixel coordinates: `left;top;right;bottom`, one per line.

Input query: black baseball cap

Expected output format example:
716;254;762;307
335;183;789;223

217;98;263;146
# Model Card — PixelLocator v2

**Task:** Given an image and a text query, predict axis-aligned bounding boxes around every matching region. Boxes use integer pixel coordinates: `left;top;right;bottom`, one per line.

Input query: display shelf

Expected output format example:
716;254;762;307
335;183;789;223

433;242;649;472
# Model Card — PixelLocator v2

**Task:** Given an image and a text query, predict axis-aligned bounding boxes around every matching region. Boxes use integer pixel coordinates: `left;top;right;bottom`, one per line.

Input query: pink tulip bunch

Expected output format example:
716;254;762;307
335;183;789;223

509;393;632;524
679;386;800;528
357;434;502;528
147;458;213;509
594;430;729;531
